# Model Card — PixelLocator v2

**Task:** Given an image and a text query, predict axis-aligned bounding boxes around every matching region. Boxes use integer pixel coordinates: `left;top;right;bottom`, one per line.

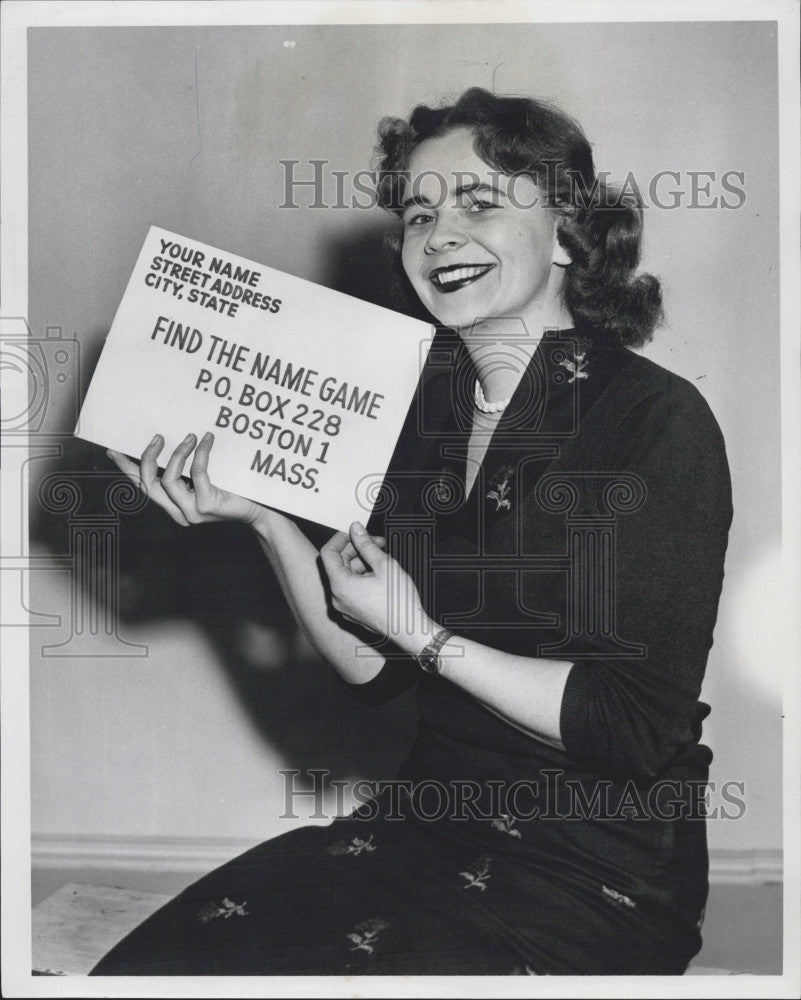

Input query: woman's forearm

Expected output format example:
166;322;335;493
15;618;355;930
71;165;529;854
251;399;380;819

318;525;571;744
251;509;387;685
398;620;571;749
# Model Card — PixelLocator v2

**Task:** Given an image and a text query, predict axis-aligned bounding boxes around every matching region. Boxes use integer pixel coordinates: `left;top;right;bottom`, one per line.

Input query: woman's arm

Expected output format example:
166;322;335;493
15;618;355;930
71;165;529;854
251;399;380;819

321;525;571;747
322;378;732;768
437;639;571;750
554;383;733;778
251;510;390;685
108;431;569;719
108;432;388;685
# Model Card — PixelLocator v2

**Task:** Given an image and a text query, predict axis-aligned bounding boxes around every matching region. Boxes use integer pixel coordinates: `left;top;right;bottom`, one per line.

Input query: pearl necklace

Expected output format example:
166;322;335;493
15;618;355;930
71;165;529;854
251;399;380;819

474;379;511;414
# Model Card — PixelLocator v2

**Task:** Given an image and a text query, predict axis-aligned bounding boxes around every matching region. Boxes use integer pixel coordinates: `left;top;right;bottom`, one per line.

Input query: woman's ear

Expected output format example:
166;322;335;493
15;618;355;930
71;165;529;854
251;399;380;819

551;205;573;267
552;234;572;268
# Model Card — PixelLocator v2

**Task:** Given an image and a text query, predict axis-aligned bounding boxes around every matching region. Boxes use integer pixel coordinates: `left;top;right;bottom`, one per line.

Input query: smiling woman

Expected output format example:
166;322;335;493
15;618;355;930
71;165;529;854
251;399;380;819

378;88;663;352
92;87;732;976
398;129;571;339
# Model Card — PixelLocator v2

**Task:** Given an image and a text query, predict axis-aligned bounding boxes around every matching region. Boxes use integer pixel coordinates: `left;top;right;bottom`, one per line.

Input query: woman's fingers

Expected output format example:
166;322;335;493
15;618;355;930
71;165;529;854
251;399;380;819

106;448;141;480
189;433;264;523
320;525;400;636
189;432;214;495
108;431;283;528
323;531;387;576
320;532;363;622
320;531;351;580
339;535;386;574
107;446;191;527
160;433;210;522
189;432;225;517
162;433;197;493
340;536;386;560
347;523;387;572
138;434;165;494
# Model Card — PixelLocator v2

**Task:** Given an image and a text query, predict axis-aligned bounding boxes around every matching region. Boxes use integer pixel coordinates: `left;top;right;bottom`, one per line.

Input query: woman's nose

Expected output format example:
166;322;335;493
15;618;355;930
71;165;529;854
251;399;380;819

424;216;468;255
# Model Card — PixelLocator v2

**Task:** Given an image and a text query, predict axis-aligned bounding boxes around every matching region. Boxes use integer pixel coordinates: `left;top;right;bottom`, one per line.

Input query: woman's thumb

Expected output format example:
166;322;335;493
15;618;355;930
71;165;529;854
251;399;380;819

349;522;385;566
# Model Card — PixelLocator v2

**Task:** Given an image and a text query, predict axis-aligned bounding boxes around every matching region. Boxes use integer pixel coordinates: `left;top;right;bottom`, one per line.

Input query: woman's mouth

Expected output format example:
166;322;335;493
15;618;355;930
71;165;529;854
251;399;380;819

429;263;496;293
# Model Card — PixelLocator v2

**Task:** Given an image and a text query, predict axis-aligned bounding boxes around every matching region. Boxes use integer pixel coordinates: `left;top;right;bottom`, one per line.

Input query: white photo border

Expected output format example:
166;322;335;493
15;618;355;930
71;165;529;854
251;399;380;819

2;1;799;997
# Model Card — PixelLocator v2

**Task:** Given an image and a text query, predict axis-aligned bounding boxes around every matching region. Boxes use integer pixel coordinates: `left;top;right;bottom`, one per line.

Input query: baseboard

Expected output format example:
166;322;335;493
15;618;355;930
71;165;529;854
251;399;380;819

31;833;262;876
31;833;783;886
707;847;783;885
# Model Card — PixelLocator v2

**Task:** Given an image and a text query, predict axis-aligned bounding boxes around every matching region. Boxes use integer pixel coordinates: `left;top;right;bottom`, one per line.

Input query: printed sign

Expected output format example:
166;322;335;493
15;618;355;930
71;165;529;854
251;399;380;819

75;226;433;530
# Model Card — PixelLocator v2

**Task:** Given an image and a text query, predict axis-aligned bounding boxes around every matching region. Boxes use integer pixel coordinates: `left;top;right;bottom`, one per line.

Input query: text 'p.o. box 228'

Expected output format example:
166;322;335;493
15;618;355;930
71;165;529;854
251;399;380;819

75;226;434;530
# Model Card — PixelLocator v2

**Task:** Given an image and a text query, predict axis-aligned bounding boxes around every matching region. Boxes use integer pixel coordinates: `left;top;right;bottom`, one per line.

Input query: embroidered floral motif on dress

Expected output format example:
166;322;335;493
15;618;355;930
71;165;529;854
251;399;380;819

326;834;377;857
486;465;515;512
601;884;636;908
346;918;389;954
196;898;249;923
490;813;522;838
460;855;492;890
558;349;589;383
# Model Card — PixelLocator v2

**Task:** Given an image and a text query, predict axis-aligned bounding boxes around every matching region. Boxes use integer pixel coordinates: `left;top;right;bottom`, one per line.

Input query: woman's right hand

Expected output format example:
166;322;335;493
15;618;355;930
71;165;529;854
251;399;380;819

107;431;267;528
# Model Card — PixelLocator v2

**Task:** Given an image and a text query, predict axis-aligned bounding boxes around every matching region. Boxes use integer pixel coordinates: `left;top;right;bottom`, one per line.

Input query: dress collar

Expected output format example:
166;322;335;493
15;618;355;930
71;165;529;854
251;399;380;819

431;327;606;439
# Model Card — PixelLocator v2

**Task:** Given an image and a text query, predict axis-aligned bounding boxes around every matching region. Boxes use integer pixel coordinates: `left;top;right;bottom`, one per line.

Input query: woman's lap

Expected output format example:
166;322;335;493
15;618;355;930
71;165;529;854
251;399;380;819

90;816;699;976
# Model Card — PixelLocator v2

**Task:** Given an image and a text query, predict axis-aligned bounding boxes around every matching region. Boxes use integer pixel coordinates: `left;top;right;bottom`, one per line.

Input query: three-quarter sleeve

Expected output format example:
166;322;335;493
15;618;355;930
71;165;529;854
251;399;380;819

333;652;420;705
558;379;732;779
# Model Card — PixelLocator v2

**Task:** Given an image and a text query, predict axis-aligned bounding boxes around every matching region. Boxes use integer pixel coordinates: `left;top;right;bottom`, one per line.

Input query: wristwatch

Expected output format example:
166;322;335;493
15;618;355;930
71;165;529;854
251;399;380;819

416;628;454;674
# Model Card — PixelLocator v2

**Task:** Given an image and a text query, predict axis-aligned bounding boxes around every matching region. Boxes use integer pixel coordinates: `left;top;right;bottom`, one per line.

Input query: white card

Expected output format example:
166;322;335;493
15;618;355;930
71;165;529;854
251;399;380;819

75;226;433;530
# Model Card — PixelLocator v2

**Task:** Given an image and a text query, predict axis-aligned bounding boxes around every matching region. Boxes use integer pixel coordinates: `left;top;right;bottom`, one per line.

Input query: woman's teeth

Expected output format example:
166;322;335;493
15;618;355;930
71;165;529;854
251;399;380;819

430;264;494;291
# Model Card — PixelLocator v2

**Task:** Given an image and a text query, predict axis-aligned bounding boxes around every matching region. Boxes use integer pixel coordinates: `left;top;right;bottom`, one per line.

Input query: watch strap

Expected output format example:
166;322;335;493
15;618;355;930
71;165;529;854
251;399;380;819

416;628;453;674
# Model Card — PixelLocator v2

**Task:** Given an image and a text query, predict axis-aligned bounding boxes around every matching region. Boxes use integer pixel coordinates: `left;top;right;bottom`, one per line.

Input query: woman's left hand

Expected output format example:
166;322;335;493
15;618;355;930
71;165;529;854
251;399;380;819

320;523;430;646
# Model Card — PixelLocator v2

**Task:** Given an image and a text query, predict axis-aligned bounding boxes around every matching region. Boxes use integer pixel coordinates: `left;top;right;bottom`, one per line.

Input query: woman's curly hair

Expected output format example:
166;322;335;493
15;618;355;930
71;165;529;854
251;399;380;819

375;87;662;348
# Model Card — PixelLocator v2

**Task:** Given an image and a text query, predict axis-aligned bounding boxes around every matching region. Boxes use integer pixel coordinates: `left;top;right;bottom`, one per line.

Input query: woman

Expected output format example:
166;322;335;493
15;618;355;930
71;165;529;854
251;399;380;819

92;88;732;975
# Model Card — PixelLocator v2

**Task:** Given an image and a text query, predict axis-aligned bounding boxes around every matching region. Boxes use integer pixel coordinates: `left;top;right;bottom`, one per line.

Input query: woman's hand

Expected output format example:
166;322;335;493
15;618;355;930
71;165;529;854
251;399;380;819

335;533;387;575
107;432;266;528
320;523;431;648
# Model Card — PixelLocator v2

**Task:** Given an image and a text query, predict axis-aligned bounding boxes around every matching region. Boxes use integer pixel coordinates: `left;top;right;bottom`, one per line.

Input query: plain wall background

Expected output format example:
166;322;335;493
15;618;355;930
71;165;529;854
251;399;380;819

27;22;781;868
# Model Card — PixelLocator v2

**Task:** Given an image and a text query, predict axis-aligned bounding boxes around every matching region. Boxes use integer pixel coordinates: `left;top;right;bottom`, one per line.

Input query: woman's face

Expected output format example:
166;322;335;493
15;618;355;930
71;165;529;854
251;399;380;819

400;127;567;331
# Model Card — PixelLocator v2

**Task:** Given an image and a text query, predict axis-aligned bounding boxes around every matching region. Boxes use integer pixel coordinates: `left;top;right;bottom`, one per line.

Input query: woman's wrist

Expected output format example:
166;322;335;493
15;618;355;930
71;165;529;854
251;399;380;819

249;505;286;545
394;613;441;661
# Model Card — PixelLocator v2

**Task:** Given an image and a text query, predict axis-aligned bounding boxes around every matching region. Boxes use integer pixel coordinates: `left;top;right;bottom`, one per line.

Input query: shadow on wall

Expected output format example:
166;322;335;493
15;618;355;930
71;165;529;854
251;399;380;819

28;224;436;784
321;220;437;324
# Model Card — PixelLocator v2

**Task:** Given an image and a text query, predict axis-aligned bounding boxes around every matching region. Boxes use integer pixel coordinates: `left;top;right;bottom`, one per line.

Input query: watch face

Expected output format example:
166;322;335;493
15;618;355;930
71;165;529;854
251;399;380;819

418;630;451;674
419;653;438;674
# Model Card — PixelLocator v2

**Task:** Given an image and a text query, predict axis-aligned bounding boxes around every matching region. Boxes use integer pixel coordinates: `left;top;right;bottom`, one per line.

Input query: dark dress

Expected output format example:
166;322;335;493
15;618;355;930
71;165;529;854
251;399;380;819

91;328;732;976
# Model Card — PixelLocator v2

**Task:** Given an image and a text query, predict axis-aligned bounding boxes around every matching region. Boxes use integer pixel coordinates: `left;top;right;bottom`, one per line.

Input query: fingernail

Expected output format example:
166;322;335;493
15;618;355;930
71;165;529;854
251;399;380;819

201;432;212;443
150;434;162;446
184;433;196;443
351;522;366;536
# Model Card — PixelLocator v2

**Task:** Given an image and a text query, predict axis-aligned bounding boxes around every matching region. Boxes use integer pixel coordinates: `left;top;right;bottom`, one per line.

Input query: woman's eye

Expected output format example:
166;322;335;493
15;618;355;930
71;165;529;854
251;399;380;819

467;199;498;213
405;212;434;227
